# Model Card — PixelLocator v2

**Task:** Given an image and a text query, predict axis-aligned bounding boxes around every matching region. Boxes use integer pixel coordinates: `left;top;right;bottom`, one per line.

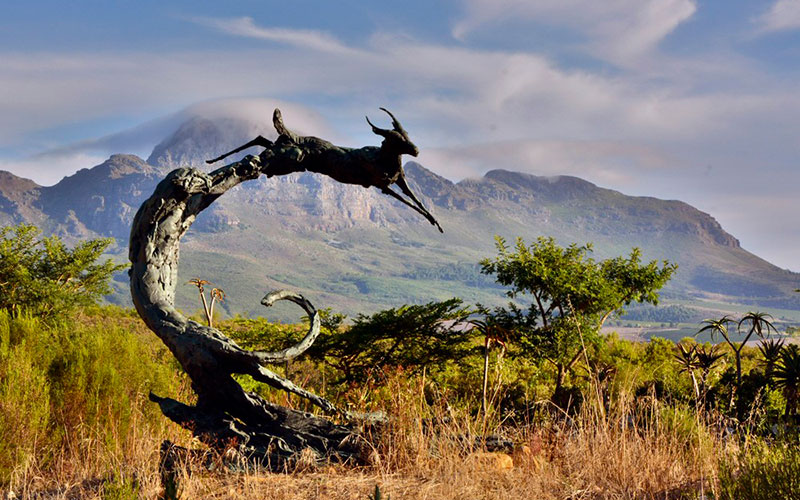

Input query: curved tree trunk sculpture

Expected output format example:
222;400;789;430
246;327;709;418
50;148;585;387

129;158;362;466
128;107;430;467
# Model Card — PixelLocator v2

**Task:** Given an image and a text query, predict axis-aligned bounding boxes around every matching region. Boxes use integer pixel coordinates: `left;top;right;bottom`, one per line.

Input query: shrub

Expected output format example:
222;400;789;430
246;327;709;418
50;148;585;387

0;224;125;319
0;308;181;485
716;441;800;499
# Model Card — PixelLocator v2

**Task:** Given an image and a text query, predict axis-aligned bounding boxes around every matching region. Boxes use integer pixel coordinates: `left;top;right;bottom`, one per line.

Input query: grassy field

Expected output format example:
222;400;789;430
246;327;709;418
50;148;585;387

1;307;798;499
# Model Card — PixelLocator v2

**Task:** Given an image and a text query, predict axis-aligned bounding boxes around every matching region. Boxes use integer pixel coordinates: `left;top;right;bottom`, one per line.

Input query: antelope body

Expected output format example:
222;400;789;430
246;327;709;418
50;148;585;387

207;108;443;232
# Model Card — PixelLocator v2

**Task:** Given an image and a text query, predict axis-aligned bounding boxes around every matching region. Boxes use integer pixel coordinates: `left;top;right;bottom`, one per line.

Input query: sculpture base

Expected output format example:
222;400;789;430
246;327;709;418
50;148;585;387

150;393;368;470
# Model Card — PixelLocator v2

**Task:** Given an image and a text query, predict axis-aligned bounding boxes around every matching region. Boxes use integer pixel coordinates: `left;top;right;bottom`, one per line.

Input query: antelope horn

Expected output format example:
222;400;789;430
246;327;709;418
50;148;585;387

379;107;406;133
366;115;391;137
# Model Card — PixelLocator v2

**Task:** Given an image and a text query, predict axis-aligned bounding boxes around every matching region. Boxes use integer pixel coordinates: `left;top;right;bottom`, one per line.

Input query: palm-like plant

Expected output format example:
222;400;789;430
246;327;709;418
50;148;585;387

674;343;700;401
208;287;226;328
469;317;510;421
758;338;785;378
698;312;775;409
773;344;800;417
187;278;224;327
694;344;725;402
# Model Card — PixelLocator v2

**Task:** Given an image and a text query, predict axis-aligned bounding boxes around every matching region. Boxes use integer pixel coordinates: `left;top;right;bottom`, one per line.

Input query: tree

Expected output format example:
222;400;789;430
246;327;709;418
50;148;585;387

698;312;776;410
694;344;725;405
307;298;474;384
0;224;124;318
480;236;676;397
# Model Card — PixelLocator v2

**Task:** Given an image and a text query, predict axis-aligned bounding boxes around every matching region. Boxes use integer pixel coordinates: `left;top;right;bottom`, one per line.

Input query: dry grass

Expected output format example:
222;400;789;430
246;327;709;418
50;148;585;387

6;377;734;500
2;347;734;500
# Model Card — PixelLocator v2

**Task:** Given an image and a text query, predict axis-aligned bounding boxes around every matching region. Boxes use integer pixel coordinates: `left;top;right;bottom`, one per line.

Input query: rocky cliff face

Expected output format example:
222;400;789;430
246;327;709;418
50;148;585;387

37;155;161;239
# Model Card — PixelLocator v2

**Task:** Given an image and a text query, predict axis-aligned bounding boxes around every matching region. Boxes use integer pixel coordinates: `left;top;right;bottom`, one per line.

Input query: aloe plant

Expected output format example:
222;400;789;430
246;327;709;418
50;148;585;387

773;344;800;417
674;343;699;401
698;312;776;410
758;338;785;378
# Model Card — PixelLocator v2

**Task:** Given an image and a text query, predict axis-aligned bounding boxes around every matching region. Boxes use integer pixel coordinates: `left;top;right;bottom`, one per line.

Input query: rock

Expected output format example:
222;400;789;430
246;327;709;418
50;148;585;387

466;451;514;471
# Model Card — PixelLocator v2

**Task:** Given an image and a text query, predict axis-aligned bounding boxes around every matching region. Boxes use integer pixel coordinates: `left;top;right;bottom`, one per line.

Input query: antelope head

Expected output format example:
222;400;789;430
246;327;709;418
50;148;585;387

366;108;419;157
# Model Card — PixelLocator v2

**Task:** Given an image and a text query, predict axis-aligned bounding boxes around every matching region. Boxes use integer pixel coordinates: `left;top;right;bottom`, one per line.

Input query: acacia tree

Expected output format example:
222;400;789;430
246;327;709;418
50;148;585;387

480;236;676;398
307;298;474;384
0;223;124;318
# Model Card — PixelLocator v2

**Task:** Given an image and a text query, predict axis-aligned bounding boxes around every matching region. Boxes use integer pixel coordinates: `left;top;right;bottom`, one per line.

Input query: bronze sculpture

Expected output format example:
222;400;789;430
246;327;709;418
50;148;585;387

129;108;439;468
208;108;443;232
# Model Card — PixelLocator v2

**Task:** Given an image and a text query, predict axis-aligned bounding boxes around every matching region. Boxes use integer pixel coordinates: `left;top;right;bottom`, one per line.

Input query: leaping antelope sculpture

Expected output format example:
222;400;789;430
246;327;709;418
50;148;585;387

207;108;443;232
129;107;442;467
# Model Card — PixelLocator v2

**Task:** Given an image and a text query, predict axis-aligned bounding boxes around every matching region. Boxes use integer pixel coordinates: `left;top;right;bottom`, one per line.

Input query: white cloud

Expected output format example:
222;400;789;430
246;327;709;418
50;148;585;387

452;0;697;65
190;16;356;55
1;17;799;269
10;98;344;185
756;0;800;34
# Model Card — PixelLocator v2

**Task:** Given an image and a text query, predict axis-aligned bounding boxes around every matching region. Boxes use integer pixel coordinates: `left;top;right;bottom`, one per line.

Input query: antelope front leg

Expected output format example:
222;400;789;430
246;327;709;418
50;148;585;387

381;187;443;232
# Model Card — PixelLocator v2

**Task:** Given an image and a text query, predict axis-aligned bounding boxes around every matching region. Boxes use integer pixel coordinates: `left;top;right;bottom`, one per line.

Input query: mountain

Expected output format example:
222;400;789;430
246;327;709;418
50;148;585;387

2;111;798;322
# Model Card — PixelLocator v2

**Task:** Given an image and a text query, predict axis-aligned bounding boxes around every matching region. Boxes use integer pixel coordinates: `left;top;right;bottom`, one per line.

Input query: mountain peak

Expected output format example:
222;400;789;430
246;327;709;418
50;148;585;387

147;117;238;168
481;169;598;200
0;170;39;199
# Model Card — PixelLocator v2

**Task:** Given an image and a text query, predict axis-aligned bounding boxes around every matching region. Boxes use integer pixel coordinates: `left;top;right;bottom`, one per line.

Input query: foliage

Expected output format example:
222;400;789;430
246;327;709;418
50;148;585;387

618;303;703;323
698;312;777;414
0;307;180;484
0;224;125;319
758;338;785;377
306;298;474;384
716;442;800;500
1;301;799;497
773;343;800;416
479;236;676;396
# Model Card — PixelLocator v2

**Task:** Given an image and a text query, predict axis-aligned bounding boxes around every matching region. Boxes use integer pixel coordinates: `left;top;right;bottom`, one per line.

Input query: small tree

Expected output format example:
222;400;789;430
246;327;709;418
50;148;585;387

469;310;513;420
695;344;725;405
187;278;225;327
0;224;124;318
758;338;785;379
480;236;676;398
307;298;474;384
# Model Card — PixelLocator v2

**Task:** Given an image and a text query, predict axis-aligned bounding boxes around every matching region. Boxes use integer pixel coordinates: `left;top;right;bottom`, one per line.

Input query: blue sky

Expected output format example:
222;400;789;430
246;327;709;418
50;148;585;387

1;1;799;270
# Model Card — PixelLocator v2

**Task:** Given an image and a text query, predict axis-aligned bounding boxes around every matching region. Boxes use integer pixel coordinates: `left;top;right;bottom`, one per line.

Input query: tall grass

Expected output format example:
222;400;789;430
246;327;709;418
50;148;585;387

0;310;796;499
0;308;187;496
716;441;800;500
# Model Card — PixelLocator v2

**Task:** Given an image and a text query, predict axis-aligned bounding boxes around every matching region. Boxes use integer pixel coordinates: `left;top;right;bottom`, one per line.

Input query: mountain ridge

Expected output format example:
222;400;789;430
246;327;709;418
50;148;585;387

1;112;796;319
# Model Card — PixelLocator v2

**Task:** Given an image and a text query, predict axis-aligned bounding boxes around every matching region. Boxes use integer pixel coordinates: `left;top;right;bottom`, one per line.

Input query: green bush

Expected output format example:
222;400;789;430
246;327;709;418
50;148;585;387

0;224;125;319
716;441;800;499
0;308;180;484
0;313;51;482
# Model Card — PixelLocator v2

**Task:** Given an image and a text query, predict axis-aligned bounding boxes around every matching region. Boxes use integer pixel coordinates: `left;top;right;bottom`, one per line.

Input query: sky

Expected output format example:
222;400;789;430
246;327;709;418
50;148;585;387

1;0;799;270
